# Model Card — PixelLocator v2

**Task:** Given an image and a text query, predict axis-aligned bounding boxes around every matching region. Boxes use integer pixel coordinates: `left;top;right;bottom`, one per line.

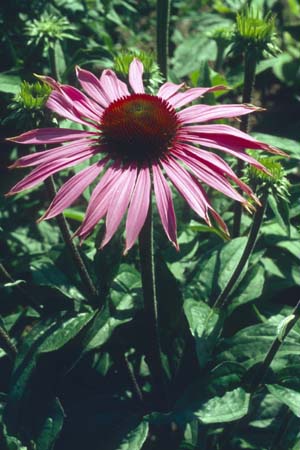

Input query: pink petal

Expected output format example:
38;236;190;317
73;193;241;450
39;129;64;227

34;74;60;89
39;160;107;221
163;156;228;233
99;69;130;101
172;149;246;203
161;157;209;223
10;139;99;168
60;84;103;121
76;163;122;239
125;166;151;253
129;58;145;94
76;66;111;108
7;128;96;145
6;148;97;195
100;165;138;249
173;143;257;199
157;82;185;100
178;104;260;124
152;163;178;249
46;91;96;127
180;124;283;154
167;85;227;109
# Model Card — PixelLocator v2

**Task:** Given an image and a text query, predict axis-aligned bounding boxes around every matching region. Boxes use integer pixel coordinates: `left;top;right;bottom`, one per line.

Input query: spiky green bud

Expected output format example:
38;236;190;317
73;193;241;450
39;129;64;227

114;51;163;93
14;81;52;111
5;81;52;130
232;7;280;59
25;12;79;51
245;155;289;200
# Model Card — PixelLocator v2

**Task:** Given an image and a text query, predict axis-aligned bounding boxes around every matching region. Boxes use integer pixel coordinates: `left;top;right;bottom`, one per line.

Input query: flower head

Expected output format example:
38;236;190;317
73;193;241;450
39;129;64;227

7;59;283;253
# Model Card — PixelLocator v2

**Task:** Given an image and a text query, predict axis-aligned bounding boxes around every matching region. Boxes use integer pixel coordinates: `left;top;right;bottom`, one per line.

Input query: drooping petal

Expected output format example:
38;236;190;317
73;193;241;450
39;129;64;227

173;143;257;200
76;163;122;239
152;163;178;249
125;166;151;253
100;165;138;249
76;66;111;108
46;91;95;127
178;104;261;124
34;74;60;89
129;58;145;94
99;69;130;101
39;160;107;221
172;148;246;203
163;156;228;233
180;124;284;154
7;128;96;145
157;82;185;101
6;148;97;195
10;139;100;168
161;157;209;223
167;85;227;109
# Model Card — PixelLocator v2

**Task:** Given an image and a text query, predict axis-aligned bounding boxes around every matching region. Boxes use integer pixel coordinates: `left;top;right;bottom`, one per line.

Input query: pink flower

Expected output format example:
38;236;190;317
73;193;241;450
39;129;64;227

7;58;282;252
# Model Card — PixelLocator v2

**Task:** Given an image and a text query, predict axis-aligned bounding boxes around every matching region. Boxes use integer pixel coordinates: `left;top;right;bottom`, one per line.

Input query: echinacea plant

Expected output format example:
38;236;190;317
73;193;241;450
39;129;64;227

7;58;282;254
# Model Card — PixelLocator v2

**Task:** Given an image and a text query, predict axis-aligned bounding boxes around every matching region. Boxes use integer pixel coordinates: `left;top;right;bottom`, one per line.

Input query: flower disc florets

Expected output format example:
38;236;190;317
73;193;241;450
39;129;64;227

101;93;179;164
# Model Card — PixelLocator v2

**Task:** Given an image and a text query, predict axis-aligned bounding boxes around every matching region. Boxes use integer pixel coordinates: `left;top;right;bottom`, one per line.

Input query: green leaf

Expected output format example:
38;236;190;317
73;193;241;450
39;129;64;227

252;132;300;160
0;73;21;94
217;314;300;371
268;193;290;235
183;299;220;368
53;40;66;81
35;398;65;450
30;257;84;301
115;420;149;450
194;387;250;424
186;237;248;302
0;423;28;449
266;384;300;418
4;311;93;435
227;264;265;313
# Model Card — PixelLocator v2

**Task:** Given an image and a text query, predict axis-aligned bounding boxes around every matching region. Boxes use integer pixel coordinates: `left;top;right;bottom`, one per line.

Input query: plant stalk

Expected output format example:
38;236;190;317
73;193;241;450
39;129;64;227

213;191;268;309
139;200;167;410
0;326;17;361
250;299;300;392
232;51;257;237
156;0;171;79
45;176;98;300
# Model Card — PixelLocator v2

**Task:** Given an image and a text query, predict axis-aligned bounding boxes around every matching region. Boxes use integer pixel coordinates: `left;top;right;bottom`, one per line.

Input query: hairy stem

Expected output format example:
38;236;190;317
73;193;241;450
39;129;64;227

213;192;268;309
232;51;257;237
45;177;98;300
123;354;144;405
250;299;300;392
0;326;17;361
139;201;167;410
156;0;171;79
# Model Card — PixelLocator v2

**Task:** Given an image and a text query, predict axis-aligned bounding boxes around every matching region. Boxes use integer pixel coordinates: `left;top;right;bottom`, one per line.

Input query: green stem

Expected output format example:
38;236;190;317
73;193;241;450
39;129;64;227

232;51;257;238
139;200;167;410
45;177;99;300
0;326;17;361
213;191;267;309
156;0;171;79
123;354;144;405
250;299;300;392
269;406;292;450
48;46;59;81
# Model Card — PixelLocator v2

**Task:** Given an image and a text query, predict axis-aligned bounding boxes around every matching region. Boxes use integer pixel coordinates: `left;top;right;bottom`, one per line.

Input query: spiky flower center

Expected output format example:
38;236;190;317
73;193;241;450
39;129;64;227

100;94;179;163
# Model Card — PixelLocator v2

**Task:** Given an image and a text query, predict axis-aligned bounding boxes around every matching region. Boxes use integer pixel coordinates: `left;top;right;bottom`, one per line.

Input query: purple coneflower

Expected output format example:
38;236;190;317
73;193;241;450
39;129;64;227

7;58;281;252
